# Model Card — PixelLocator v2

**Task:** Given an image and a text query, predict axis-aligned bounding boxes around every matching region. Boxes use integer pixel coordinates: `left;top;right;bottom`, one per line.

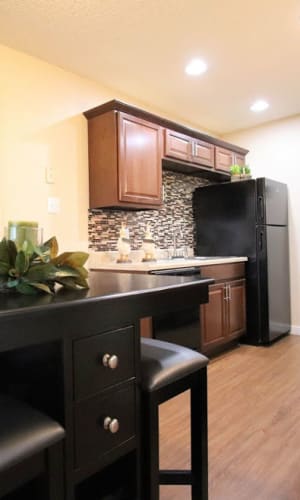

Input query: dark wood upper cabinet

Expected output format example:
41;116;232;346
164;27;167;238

164;129;192;162
192;138;215;168
86;110;162;209
164;129;214;169
118;113;162;206
215;146;235;173
235;153;246;166
215;147;247;173
84;100;248;203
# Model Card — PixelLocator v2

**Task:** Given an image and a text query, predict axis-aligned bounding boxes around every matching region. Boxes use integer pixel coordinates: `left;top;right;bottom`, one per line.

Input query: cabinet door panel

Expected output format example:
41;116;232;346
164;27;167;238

215;146;234;173
227;279;246;339
235;153;246;166
200;284;226;352
118;113;162;205
193;140;214;168
164;129;192;161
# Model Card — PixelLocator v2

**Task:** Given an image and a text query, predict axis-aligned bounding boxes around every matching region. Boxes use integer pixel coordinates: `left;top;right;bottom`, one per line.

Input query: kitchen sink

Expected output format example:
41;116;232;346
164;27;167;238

155;256;235;263
191;256;233;260
173;256;234;261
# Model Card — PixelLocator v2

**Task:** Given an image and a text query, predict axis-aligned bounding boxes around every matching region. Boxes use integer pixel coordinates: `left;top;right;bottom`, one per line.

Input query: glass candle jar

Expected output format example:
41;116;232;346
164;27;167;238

6;221;43;248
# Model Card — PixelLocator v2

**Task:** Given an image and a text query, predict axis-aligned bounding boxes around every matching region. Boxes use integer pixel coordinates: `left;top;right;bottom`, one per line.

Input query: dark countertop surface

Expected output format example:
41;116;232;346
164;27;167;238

0;271;213;351
0;271;213;315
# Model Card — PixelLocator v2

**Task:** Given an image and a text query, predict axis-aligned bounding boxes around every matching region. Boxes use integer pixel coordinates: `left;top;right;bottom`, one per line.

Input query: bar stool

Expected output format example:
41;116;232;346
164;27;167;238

0;394;65;499
140;338;209;500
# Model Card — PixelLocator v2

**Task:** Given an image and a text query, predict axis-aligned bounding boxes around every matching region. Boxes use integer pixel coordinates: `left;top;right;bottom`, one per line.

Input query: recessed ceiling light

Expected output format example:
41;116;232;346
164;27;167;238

185;58;207;76
250;99;269;112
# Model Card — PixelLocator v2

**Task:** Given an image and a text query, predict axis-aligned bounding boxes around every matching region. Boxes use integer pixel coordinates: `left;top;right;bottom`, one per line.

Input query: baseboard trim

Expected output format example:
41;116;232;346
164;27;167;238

291;326;300;335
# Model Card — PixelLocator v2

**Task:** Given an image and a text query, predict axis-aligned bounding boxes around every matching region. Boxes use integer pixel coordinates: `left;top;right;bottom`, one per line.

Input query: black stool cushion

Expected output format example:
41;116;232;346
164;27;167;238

0;395;65;473
140;338;209;392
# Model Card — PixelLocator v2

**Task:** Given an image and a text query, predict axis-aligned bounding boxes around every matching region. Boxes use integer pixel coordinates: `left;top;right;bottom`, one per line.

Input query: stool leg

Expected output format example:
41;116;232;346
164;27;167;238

142;392;160;500
47;441;65;500
190;368;208;500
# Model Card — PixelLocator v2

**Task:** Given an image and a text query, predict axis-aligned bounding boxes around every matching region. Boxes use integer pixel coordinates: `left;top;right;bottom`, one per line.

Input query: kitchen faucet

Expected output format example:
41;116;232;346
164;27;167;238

172;226;185;259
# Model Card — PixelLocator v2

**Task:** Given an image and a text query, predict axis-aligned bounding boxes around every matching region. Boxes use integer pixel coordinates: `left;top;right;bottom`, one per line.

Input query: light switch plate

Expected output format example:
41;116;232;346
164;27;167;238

48;197;60;214
45;165;55;184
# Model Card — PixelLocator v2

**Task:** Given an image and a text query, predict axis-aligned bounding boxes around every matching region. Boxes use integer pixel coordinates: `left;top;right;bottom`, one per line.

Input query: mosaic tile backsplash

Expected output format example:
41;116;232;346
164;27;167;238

88;171;209;252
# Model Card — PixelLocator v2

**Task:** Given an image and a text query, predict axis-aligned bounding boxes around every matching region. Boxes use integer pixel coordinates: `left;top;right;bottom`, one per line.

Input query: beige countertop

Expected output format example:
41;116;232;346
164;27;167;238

89;256;248;273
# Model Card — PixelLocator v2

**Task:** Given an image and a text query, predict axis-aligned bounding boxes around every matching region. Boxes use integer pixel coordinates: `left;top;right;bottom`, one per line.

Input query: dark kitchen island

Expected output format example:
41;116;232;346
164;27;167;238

0;271;213;500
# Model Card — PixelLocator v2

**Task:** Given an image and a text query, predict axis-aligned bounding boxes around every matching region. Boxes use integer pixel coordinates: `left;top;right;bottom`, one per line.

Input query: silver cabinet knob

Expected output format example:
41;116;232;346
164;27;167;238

103;416;120;434
102;353;119;369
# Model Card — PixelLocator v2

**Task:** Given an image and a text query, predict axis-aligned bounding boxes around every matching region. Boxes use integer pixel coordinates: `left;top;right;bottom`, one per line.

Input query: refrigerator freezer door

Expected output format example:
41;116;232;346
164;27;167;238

194;180;257;257
257;178;288;226
257;225;291;342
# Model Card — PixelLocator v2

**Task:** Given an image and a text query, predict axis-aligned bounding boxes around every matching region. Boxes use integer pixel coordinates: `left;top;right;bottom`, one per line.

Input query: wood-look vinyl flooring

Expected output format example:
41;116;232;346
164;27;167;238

158;335;300;500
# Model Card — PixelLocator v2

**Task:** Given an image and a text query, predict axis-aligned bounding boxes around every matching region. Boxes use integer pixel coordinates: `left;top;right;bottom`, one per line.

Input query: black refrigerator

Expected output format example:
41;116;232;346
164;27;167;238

193;177;291;345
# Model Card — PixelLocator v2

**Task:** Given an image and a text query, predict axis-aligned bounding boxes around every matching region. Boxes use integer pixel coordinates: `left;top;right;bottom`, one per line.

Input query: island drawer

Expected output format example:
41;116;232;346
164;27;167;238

74;383;136;469
73;326;136;401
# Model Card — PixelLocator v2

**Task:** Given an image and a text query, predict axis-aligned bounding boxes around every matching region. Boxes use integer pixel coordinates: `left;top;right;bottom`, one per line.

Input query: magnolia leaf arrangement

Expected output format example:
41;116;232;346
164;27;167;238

0;236;89;295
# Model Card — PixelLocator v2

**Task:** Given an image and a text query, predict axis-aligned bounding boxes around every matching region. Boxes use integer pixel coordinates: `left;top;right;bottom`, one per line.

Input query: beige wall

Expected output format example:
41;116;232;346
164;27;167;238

0;44;111;251
224;116;300;334
0;43;214;254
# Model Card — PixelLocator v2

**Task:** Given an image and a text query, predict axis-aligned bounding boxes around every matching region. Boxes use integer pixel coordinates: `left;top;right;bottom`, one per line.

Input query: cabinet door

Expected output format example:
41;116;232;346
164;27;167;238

235;153;246;166
227;279;246;340
192;139;214;168
140;317;153;338
164;129;192;161
118;113;162;206
200;283;227;353
215;146;234;173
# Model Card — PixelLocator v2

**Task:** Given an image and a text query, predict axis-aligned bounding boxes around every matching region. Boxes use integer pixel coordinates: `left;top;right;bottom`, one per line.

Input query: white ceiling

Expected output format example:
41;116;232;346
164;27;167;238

0;0;300;134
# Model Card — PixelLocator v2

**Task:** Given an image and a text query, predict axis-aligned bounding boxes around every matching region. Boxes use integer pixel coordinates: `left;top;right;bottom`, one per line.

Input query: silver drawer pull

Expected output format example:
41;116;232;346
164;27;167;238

102;353;119;369
103;416;120;434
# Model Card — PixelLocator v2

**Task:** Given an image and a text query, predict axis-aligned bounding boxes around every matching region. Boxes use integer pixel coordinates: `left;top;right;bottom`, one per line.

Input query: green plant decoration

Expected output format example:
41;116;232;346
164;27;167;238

243;165;251;175
0;236;89;295
229;164;241;175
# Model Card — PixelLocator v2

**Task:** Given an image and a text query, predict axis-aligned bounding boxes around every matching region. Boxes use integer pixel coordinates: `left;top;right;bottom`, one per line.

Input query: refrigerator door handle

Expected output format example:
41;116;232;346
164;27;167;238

259;230;264;251
258;195;264;221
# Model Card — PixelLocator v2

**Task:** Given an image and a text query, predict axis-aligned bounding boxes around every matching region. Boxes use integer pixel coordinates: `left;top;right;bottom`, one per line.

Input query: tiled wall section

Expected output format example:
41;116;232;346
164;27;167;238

88;171;208;251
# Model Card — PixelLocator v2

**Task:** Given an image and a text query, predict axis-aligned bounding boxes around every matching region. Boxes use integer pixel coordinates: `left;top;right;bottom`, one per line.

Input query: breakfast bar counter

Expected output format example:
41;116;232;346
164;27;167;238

0;271;213;500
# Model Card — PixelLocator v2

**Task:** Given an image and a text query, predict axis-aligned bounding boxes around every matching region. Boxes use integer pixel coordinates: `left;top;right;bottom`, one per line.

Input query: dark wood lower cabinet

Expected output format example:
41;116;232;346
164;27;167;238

140;263;247;357
200;283;227;351
227;279;246;340
200;265;246;355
